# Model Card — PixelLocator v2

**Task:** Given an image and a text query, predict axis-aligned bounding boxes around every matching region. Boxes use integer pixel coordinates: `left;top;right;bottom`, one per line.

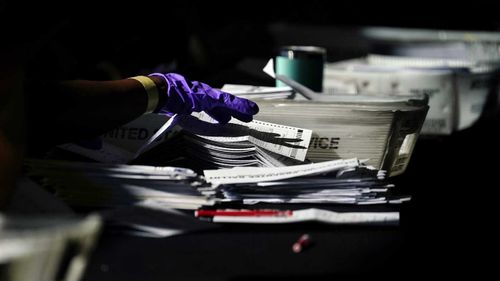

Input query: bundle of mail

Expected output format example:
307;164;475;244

177;111;312;169
24;156;407;229
253;97;428;176
24;159;212;210
57;111;313;168
203;158;410;205
25;157;408;211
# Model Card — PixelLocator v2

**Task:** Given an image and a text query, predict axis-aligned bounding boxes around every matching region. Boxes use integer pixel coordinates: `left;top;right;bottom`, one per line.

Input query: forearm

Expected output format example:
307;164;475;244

56;79;148;133
25;76;166;152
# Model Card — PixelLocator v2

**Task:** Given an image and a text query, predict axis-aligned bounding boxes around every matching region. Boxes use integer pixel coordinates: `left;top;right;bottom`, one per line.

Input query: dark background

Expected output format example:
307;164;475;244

2;0;498;279
3;0;500;83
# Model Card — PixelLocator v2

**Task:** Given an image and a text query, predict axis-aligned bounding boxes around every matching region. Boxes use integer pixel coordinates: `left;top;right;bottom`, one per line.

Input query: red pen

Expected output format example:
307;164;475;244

195;209;293;217
292;234;312;253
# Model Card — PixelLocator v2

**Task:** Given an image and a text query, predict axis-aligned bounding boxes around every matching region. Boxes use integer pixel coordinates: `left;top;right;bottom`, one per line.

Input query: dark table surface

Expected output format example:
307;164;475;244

83;224;406;280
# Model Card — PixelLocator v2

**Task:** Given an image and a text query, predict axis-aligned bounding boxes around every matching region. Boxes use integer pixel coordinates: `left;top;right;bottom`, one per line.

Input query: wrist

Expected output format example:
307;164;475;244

128;76;160;114
148;74;168;113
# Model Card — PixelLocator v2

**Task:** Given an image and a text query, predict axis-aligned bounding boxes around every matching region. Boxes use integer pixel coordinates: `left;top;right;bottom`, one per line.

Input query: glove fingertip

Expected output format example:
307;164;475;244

233;114;253;123
248;101;259;114
236;97;259;114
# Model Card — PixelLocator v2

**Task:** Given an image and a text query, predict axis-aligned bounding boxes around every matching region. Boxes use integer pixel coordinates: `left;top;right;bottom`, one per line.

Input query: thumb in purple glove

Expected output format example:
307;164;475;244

149;73;259;124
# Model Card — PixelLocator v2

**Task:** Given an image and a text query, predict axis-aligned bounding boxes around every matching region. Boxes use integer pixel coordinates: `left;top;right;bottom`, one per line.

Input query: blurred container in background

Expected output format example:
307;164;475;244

324;55;498;135
275;46;326;92
362;27;500;63
323;27;500;135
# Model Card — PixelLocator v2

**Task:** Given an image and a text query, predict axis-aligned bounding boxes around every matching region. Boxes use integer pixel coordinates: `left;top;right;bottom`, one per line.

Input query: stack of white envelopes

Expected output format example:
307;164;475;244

253;95;428;176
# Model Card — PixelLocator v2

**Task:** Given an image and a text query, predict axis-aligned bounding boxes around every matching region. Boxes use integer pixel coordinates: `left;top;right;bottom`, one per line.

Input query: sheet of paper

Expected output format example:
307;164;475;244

133;114;180;158
211;208;399;224
203;158;359;184
58;114;179;164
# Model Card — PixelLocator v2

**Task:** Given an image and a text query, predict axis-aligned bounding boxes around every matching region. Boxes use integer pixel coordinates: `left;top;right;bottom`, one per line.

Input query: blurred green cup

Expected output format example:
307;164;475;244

275;46;326;92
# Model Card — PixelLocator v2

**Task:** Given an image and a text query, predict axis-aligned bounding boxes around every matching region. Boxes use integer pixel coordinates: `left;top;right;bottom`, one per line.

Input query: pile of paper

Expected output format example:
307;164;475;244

218;176;397;205
17;164;217;238
253;96;428;176
175;112;312;169
56;109;314;171
24;159;213;210
23;158;408;229
201;159;409;205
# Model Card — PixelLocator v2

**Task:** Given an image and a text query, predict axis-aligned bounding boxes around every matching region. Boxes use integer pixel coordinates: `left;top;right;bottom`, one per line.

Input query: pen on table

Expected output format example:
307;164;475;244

195;209;293;217
292;234;312;253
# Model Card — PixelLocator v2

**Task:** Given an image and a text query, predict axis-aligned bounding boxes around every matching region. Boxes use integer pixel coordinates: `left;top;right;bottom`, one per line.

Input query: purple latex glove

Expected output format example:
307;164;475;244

149;73;259;124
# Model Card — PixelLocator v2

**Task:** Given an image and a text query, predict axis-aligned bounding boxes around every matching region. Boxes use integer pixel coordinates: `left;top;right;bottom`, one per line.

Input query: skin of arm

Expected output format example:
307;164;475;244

25;75;166;154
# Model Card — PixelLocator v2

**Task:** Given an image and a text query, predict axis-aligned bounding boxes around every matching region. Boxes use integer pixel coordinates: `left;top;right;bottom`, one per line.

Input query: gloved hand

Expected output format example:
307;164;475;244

149;73;259;124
